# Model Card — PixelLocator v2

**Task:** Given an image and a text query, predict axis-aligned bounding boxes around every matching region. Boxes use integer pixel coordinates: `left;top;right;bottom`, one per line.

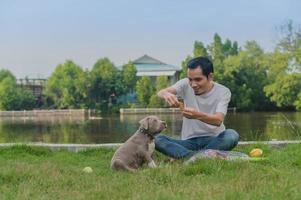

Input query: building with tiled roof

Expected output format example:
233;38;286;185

132;54;181;84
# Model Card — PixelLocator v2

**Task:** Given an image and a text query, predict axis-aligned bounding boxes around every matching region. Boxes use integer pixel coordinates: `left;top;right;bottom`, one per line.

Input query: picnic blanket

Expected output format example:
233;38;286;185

184;149;264;165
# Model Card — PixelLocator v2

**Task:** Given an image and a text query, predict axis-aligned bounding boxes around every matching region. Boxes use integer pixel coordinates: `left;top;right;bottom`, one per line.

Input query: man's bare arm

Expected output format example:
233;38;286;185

196;112;225;126
182;107;225;126
159;87;225;126
157;87;180;107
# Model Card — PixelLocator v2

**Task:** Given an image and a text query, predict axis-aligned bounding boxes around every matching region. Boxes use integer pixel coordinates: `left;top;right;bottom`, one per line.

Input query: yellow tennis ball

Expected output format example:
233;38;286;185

83;166;93;173
249;148;263;157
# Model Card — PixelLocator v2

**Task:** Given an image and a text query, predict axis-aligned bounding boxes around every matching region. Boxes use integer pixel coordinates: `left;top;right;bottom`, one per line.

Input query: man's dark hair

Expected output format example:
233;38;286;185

187;56;214;77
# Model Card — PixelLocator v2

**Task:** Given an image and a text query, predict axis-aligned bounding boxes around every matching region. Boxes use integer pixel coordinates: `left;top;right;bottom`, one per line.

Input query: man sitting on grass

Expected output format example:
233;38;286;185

155;56;239;159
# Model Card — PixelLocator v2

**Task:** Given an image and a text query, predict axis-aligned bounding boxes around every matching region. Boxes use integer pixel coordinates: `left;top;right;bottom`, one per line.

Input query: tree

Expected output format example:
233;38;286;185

223;39;239;57
294;92;301;110
264;73;301;109
277;20;301;60
180;55;192;79
263;21;301;110
0;69;35;110
231;41;239;55
193;41;208;57
149;76;169;107
135;76;153;106
89;58;125;109
209;33;225;62
206;34;241;82
44;60;89;109
208;33;226;82
223;41;273;110
0;70;15;82
122;61;137;92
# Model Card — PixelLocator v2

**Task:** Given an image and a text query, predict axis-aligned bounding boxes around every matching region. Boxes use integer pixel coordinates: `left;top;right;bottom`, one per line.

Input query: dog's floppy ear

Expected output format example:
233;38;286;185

139;117;149;130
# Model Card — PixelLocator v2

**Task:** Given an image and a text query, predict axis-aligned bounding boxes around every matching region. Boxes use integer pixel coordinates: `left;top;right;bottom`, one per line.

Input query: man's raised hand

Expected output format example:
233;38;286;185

163;93;180;107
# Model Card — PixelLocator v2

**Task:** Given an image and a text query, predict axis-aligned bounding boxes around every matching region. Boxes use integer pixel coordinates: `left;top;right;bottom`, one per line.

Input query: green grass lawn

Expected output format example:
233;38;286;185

0;144;301;200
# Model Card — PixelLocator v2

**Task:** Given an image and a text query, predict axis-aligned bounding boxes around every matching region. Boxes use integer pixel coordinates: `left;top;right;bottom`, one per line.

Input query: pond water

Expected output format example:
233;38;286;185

0;112;300;143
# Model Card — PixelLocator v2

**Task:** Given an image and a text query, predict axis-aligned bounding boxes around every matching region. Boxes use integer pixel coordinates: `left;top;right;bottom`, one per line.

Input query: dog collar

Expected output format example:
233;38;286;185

139;127;154;139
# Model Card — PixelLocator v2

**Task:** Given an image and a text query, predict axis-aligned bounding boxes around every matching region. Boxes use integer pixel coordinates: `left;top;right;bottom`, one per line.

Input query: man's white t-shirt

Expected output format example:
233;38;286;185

172;78;231;140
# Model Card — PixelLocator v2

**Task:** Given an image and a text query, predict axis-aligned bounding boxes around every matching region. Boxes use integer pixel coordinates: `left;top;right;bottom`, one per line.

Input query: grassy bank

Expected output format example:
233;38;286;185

0;144;301;200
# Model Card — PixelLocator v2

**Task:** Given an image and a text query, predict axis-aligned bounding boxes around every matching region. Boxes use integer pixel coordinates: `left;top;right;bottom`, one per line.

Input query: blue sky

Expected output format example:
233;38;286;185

1;0;300;78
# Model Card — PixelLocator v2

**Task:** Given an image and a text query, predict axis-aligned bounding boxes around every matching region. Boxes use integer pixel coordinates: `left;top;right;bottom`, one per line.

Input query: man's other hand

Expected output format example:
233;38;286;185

182;107;198;119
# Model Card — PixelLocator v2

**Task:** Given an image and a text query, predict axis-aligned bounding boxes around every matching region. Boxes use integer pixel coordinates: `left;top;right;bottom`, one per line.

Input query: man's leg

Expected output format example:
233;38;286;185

204;129;239;150
155;135;198;159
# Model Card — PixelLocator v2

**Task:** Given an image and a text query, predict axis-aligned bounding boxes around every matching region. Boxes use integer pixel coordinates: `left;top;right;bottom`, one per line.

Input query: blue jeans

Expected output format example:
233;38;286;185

155;129;239;159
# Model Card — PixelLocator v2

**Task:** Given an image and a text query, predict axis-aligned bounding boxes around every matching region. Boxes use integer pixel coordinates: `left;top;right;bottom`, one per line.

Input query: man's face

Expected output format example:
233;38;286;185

187;67;212;95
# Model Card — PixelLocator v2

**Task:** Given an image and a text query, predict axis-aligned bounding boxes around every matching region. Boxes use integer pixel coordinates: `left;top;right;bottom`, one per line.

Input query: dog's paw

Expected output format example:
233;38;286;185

148;160;157;168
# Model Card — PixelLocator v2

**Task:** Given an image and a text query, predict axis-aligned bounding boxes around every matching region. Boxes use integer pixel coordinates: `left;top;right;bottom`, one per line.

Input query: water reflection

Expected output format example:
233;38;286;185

0;112;300;143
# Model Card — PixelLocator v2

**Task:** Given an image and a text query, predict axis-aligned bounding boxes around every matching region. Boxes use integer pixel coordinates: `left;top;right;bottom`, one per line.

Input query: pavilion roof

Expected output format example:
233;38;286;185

133;54;181;76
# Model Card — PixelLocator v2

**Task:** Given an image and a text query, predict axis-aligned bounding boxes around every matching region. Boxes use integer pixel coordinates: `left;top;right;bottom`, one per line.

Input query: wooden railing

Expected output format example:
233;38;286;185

0;109;88;118
120;107;237;114
120;108;181;114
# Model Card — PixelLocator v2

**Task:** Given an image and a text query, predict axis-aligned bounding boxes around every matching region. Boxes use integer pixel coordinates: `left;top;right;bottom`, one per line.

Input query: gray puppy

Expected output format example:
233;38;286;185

111;116;166;172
